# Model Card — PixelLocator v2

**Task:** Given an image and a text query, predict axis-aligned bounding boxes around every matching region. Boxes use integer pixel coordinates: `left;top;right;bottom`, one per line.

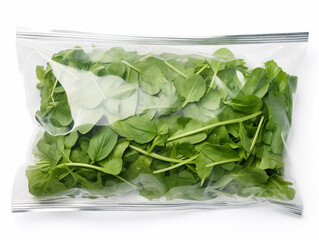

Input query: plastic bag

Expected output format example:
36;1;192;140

13;29;308;214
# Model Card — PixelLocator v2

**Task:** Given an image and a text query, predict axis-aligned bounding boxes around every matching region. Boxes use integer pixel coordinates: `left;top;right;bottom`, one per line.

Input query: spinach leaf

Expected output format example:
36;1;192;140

224;95;262;114
87;126;118;162
28;47;298;204
112;116;157;144
98;139;130;175
174;74;206;108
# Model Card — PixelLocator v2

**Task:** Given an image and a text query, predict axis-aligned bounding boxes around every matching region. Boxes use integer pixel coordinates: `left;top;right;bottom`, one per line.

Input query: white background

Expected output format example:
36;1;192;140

1;0;318;239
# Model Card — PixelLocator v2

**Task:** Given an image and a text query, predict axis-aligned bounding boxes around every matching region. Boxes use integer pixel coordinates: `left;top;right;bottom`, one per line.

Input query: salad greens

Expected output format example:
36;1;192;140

27;47;296;201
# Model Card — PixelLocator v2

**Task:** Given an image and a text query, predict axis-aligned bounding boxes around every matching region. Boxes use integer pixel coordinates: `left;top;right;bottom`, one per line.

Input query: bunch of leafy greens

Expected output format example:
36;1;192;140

27;47;297;202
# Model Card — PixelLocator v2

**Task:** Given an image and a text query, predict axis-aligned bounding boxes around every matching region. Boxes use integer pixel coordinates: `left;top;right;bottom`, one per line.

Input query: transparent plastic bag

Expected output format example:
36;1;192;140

13;29;308;214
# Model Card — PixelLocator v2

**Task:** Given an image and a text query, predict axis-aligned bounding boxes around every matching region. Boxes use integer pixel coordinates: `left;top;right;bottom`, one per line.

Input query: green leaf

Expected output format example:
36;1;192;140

176;142;197;158
36;133;62;167
168;117;207;144
195;144;240;184
98;139;130;175
207;126;229;145
174;74;206;107
239;122;252;152
123;155;153;180
70;148;90;164
266;91;288;154
200;88;226;111
258;147;283;170
112;116;157;144
64;131;78;149
264;175;295;200
225;95;262;114
132;173;167;200
138;62;164;95
29;47;297;202
26;166;66;197
232;168;269;186
87;126;118;162
241;68;268;97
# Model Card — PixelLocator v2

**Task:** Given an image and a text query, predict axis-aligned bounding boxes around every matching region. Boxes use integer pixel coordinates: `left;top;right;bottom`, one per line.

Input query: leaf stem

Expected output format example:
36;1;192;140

140;53;154;61
125;67;131;81
209;62;221;89
196;64;208;75
269;177;284;192
181;100;189;109
57;146;72;164
167;111;262;142
248;116;264;153
153;154;199;174
128;145;183;163
121;60;141;73
114;175;141;189
186;164;197;174
50;78;59;99
55;163;139;189
148;136;160;153
56;162;107;173
206;158;242;167
164;61;188;79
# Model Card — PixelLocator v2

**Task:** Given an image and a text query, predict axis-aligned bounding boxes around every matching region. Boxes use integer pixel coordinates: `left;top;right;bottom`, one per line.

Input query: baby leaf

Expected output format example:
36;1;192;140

98;139;130;175
239;122;252;152
112;116;157;144
224;95;262;114
26;167;66;197
87;126;118;162
70;148;90;164
138;63;164;95
195;144;240;184
174;74;206;108
232;168;269;186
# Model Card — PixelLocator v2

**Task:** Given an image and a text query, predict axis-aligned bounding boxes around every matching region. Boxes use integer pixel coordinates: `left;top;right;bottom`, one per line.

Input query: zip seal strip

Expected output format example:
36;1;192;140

16;28;309;45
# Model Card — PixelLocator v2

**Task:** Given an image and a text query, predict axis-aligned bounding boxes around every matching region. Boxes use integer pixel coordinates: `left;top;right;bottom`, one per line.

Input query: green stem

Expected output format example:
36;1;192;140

209;63;221;89
148;136;159;153
167;111;262;142
125;67;131;81
57;146;72;164
114;175;140;189
56;162;107;173
206;158;242;167
153;155;199;174
55;163;139;189
249;116;264;153
164;61;188;78
121;60;141;73
196;64;208;75
58;171;70;181
128;145;183;163
50;78;59;99
140;53;154;61
186;164;197;174
270;177;284;192
181;100;189;109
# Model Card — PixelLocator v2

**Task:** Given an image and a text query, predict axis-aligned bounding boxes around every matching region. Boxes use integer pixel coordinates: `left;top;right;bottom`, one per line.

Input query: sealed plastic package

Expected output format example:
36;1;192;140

13;29;308;214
